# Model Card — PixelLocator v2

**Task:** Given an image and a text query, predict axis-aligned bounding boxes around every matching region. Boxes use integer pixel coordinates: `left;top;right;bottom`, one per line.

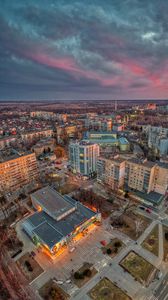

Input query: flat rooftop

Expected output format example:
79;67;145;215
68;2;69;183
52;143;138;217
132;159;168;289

83;138;118;144
31;186;75;220
127;158;156;168
0;150;33;163
23;196;96;249
119;137;129;144
134;190;164;205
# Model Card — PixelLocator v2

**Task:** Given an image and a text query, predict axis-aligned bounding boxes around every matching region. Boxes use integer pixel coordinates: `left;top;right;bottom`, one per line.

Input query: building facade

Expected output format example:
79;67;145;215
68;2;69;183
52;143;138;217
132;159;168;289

125;158;156;194
69;141;99;176
22;186;101;256
0;152;39;192
97;156;126;190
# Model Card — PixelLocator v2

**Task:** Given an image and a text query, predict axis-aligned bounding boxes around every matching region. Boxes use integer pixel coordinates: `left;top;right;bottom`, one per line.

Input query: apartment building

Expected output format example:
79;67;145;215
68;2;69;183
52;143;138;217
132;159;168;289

0;136;17;149
152;163;168;195
21;129;53;143
0;151;39;192
125;158;156;194
69;141;99;176
31;138;56;157
97;156;126;190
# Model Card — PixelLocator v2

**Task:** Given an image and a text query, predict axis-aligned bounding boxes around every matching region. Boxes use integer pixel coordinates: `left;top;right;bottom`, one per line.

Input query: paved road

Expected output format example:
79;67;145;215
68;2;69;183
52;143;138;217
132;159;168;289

153;272;168;300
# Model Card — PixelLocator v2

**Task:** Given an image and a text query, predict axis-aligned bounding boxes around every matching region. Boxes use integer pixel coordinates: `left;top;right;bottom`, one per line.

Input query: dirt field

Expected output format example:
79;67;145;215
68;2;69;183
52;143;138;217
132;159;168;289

142;225;159;256
88;277;132;300
17;252;44;283
120;251;157;286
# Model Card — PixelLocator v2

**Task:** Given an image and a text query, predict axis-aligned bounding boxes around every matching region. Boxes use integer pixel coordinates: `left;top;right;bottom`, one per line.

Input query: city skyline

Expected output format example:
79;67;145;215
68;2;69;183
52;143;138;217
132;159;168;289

1;0;168;101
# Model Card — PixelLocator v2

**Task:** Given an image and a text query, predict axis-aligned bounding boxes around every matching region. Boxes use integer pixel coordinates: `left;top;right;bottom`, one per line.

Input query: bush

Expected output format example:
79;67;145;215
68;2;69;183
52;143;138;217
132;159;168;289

114;241;122;248
25;260;31;268
106;248;112;255
165;232;168;241
74;272;84;280
83;268;92;277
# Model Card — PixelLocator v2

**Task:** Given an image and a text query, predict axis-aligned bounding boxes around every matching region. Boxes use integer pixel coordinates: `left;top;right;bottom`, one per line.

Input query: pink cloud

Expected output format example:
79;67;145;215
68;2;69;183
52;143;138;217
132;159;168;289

26;52;122;87
120;58;161;85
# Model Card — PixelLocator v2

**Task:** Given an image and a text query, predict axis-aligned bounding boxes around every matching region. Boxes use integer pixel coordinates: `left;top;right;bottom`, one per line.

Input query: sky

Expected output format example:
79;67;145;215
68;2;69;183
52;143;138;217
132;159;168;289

0;0;168;101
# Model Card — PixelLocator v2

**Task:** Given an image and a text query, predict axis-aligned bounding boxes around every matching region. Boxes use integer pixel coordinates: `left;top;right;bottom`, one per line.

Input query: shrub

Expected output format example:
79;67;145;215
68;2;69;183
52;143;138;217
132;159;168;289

25;260;31;268
106;248;112;255
74;272;84;280
165;232;168;241
83;268;92;277
114;241;122;248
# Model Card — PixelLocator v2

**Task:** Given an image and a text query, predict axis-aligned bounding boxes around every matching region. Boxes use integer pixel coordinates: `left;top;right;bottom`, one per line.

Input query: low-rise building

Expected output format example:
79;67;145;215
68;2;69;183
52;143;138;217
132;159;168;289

22;186;101;256
31;138;56;157
21;129;53;143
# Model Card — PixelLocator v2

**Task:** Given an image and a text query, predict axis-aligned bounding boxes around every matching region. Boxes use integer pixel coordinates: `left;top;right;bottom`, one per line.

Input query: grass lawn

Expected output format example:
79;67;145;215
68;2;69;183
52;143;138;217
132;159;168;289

120;251;156;286
88;277;132;300
39;279;69;300
73;262;97;288
142;225;159;256
163;226;168;261
16;252;44;283
102;238;124;258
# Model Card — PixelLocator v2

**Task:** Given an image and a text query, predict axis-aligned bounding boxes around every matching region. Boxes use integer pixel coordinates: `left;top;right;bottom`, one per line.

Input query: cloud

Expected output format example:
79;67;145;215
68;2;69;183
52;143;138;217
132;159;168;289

0;0;168;100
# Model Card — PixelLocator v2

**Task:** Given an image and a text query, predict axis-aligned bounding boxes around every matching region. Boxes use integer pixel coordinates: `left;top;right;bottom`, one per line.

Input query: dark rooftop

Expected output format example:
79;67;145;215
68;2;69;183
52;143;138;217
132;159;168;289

31;186;75;220
23;198;96;249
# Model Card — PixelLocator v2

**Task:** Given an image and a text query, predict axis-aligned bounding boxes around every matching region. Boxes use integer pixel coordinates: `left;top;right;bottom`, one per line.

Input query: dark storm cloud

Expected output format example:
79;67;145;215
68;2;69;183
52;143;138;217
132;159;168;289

0;0;168;100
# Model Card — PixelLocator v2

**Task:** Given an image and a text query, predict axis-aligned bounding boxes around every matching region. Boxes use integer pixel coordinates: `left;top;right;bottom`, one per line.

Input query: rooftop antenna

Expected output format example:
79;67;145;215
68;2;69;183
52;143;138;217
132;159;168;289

115;100;117;112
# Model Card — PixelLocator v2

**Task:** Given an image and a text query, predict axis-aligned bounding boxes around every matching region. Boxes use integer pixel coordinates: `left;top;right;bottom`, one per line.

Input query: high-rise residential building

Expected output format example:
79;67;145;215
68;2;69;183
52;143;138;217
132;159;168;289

125;158;156;194
152;163;168;195
142;125;168;156
0;151;39;192
97;156;126;190
125;158;168;197
69;141;99;176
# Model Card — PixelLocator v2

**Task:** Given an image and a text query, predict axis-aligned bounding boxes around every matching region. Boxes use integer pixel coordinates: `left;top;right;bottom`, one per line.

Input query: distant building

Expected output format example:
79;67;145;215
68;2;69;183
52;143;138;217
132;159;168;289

22;186;101;256
97;156;126;190
112;123;124;131
119;137;130;152
86;131;117;140
146;103;156;110
30;111;56;120
143;126;168;156
0;136;17;149
0;151;39;192
21;129;53;143
84;131;130;151
31;138;56;157
85;117;112;131
69;141;99;176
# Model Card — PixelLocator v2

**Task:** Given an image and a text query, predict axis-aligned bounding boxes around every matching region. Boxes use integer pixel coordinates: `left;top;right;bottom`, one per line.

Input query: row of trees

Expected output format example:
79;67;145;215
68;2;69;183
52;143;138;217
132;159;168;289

74;189;104;211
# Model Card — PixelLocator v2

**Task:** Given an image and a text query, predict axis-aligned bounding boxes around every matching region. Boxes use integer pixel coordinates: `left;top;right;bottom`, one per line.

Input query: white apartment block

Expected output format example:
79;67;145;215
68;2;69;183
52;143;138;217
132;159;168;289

69;141;99;176
97;156;126;190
